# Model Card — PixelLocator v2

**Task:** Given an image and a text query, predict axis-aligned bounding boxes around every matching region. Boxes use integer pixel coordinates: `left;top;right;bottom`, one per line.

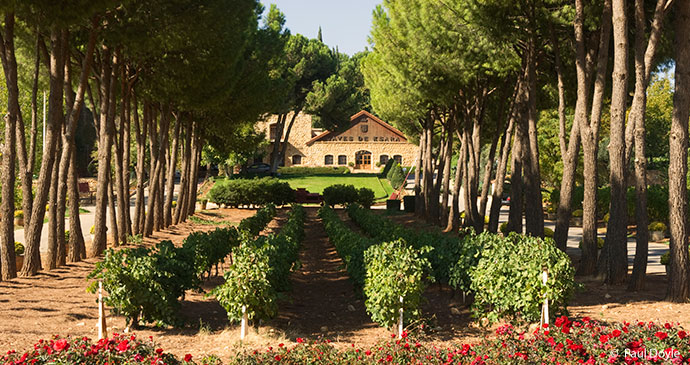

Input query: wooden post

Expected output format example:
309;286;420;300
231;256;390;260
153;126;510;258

240;305;247;340
98;281;108;339
397;296;403;339
540;268;549;326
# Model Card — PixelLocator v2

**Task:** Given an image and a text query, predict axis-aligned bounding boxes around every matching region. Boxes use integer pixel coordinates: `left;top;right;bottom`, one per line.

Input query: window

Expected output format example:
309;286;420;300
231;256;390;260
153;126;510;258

269;124;278;141
292;155;302;165
338;155;347;165
379;154;389;164
324;155;334;165
360;124;369;133
393;155;402;164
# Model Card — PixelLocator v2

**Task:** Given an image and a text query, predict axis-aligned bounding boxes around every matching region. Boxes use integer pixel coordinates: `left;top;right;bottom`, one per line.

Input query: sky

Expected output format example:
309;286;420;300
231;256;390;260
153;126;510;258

260;0;381;56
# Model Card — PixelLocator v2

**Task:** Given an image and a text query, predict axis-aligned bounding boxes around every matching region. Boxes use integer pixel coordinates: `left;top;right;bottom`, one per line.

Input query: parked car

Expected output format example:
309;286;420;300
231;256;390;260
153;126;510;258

246;162;271;174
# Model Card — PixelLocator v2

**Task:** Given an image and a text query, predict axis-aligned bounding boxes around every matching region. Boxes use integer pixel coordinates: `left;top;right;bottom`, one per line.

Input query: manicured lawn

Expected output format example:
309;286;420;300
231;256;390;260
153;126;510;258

279;173;394;199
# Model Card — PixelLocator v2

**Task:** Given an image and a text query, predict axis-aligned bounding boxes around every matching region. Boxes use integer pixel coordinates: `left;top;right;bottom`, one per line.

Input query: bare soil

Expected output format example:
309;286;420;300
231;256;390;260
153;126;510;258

1;207;687;362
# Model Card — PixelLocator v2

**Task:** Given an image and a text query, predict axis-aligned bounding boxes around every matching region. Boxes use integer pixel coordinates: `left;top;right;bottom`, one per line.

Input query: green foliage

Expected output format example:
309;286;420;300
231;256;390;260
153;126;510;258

237;204;276;236
544;227;554;238
449;232;497;294
363;239;430;328
648;221;667;232
571;209;583;218
87;241;199;327
322;184;358;206
381;159;396;177
578;237;604;249
347;204;463;286
182;227;240;278
357;187;375;209
470;233;577;323
278;166;350;175
212;205;305;323
387;162;405;190
206;178;294;208
319;205;377;290
661;251;670;265
212;243;277;323
14;242;24;256
13;210;23;219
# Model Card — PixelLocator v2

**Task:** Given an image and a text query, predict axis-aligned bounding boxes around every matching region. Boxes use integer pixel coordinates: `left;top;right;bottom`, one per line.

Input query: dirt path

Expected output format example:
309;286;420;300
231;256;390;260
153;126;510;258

270;208;387;343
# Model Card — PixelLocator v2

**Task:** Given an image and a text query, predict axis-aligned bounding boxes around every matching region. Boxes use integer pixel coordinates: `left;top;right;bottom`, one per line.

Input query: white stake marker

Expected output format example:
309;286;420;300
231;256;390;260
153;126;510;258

98;281;107;339
397;296;403;339
241;305;248;340
540;269;549;326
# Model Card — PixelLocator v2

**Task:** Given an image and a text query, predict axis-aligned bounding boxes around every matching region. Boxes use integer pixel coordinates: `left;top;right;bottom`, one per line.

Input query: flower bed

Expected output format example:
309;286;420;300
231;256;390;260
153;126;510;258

0;333;220;364
232;317;690;364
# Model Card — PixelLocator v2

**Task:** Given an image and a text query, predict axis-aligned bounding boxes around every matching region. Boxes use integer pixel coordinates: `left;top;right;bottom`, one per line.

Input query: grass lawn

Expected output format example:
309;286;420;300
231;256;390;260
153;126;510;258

279;173;394;200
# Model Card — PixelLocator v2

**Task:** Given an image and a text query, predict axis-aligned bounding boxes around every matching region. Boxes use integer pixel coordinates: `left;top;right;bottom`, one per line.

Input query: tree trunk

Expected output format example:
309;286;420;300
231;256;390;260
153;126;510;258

601;0;629;285
122;82;132;236
91;47;115;256
153;106;170;231
523;39;544;237
576;0;612;275
422;117;434;221
187;134;202;217
163;114;181;227
478;120;503;221
175;118;192;224
46;140;61;269
21;28;66;276
446;128;465;232
414;122;425;218
488;88;518;233
269;113;287;173
440;117;454;225
666;0;690;302
133;96;147;235
113;76;127;244
0;13;18;280
68;147;86;262
278;110;301;171
108;172;119;245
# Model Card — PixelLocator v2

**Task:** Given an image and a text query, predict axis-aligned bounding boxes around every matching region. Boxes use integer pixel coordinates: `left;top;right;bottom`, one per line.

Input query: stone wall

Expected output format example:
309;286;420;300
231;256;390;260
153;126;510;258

256;112;420;170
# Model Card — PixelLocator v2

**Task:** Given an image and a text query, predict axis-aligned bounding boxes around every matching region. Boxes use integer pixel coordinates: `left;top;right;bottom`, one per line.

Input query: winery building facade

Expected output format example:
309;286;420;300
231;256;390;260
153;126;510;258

257;110;419;170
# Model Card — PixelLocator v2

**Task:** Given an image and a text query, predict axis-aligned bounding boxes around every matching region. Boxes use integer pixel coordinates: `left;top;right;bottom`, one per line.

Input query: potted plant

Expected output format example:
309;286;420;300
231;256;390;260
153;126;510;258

14;242;24;272
648;221;667;242
14;210;24;226
570;209;583;227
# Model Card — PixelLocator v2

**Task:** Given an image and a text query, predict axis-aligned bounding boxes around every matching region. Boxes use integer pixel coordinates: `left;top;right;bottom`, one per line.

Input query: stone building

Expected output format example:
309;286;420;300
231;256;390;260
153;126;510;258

257;110;419;170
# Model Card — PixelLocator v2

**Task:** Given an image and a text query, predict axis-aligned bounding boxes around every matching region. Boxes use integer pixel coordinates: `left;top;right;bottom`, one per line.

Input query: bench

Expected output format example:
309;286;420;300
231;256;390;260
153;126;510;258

294;188;323;204
78;182;94;204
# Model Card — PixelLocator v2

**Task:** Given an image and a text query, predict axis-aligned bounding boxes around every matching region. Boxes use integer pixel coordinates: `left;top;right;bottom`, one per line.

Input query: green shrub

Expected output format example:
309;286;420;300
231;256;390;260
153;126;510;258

470;233;577;323
387;163;405;190
499;222;508;235
212;243;277;323
87;241;198;327
648;221;667;232
661;251;670;265
206;177;294;208
571;209;583;218
278;166;349;175
237;204;276;236
182;227;239;278
322;184;359;207
450;231;496;294
357;187;375;208
14;242;24;255
381;159;396;176
544;227;554;238
363;239;430;328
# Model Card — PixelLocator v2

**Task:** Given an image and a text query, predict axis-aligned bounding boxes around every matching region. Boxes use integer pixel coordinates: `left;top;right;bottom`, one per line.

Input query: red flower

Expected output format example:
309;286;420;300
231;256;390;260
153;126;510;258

115;340;129;353
155;348;164;355
365;350;372;356
296;338;304;343
401;330;408;338
184;354;192;362
599;335;610;344
53;339;69;352
678;330;687;339
274;355;281;361
278;343;284;348
655;331;668;340
611;329;621;338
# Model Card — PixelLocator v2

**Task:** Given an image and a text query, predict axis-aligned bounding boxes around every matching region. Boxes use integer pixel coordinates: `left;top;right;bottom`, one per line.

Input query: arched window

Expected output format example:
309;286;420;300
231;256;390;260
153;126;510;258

393;155;402;164
292;155;302;165
380;154;389;164
324;155;334;165
338;155;347;165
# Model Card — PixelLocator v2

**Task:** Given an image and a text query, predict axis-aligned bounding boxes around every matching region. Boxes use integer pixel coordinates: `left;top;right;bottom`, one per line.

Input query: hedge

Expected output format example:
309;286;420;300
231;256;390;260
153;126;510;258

278;166;350;175
322;184;375;207
206;177;294;207
386;162;405;190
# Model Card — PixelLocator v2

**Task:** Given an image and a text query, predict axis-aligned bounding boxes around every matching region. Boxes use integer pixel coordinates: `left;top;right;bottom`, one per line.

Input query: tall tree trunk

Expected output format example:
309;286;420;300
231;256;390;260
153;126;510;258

164;114;181;227
133;96;147;235
21;28;66;275
414;122;425;218
108;172;118;245
187;134;202;217
467;115;483;232
46;140;61;269
175;118;192;224
278;110;301;171
488;88;518;233
122;81;132;236
478;127;501;221
113;73;127;244
666;0;690;301
523;39;544;237
269;113;287;173
422;117;434;221
628;0;671;291
91;47;115;256
68;147;86;261
144;106;163;236
507;82;527;234
0;13;18;280
446;127;465;232
601;0;630;285
440;117;454;225
577;0;612;275
153;106;170;231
